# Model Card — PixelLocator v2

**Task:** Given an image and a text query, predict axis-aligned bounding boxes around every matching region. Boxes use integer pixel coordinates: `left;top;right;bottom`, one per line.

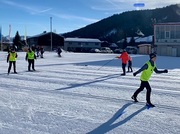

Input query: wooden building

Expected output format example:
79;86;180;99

138;44;152;55
154;22;180;57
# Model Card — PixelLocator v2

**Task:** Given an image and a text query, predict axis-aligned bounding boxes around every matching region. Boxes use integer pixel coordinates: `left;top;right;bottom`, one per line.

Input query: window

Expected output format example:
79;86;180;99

165;31;170;39
170;26;176;39
176;25;180;38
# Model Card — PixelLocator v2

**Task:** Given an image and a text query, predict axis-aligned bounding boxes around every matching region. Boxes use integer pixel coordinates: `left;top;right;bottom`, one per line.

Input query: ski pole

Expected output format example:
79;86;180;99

97;57;116;70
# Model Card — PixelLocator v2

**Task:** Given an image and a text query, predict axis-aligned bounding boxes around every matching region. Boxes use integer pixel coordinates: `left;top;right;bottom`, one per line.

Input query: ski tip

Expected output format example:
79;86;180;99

146;104;155;109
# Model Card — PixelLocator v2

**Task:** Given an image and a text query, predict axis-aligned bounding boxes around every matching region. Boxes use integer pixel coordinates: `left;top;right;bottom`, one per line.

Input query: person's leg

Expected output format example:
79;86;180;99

143;82;155;107
32;60;35;70
8;62;12;74
145;82;152;103
129;61;133;72
28;60;31;71
127;64;130;72
132;81;146;102
130;66;133;72
37;51;39;57
121;63;126;75
41;52;43;58
13;61;17;73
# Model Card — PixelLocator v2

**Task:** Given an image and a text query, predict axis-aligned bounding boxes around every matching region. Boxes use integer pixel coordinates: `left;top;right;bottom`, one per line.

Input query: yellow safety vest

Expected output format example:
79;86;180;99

28;51;35;59
140;61;156;81
9;52;17;61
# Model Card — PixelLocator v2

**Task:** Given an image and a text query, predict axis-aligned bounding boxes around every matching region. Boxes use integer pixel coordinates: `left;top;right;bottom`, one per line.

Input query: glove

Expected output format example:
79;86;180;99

164;69;168;73
133;72;137;76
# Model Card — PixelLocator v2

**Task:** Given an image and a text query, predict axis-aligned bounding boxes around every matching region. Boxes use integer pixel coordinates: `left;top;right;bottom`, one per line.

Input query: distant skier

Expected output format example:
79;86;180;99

116;49;129;75
127;55;133;72
40;47;44;58
57;47;62;57
131;53;168;107
36;46;40;57
25;48;36;71
7;48;18;74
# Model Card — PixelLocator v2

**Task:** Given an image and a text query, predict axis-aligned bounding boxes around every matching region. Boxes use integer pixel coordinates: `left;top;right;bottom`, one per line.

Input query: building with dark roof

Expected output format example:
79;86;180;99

27;32;64;51
64;38;101;52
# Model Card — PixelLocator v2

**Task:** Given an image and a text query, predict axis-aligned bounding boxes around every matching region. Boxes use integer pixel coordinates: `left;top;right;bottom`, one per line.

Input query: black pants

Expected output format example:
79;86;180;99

8;61;16;73
128;61;133;72
122;63;126;74
28;59;35;71
133;81;152;103
58;52;61;57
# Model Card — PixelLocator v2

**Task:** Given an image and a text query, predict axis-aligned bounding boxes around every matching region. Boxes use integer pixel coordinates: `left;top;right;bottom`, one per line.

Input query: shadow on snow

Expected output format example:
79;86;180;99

87;102;146;134
55;73;120;91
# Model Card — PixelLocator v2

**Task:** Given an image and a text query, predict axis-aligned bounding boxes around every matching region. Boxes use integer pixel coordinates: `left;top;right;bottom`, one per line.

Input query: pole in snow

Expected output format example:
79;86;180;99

97;57;116;70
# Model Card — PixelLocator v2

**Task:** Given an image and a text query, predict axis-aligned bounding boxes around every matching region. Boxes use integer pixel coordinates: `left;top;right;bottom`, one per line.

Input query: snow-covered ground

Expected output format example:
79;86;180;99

0;51;180;134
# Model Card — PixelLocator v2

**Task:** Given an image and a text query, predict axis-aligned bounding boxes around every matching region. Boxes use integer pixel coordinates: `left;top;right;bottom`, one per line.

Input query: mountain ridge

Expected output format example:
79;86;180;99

63;4;180;43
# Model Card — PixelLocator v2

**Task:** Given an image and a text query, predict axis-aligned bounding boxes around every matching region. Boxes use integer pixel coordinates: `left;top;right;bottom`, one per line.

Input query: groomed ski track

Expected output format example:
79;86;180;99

0;52;179;134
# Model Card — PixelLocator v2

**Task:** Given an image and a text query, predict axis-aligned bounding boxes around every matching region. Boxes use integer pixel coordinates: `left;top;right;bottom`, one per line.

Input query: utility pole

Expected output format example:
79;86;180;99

50;17;52;51
0;26;2;51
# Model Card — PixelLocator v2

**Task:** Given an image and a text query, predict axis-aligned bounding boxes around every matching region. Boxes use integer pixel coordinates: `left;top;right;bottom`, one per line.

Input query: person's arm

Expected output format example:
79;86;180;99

34;54;37;59
119;53;122;58
133;64;148;76
25;53;28;61
154;67;168;73
7;53;10;63
116;53;122;59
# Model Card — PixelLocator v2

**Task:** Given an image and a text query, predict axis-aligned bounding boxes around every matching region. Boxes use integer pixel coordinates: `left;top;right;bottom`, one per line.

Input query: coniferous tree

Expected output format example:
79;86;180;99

13;31;21;51
122;35;128;49
129;36;135;46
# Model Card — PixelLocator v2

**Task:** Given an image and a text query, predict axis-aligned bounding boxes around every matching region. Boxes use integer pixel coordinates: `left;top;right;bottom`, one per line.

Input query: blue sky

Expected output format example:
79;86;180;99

0;0;178;37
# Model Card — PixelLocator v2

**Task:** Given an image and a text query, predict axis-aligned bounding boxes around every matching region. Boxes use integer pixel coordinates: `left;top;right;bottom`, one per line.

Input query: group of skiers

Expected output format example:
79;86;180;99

7;47;37;75
7;46;63;75
6;47;168;107
116;49;133;76
117;50;168;107
32;46;44;58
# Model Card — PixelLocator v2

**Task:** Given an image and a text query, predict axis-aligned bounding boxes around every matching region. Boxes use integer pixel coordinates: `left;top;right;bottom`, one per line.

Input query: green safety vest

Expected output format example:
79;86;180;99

140;61;156;81
9;52;17;61
27;51;35;59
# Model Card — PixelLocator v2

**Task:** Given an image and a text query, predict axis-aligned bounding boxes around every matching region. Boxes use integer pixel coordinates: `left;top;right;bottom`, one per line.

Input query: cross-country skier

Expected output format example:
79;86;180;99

57;47;62;57
127;55;133;72
116;49;129;75
25;48;36;71
131;53;168;107
7;48;18;74
40;47;44;58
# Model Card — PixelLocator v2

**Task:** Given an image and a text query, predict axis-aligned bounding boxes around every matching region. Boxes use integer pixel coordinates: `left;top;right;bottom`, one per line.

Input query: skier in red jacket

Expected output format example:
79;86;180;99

116;50;129;75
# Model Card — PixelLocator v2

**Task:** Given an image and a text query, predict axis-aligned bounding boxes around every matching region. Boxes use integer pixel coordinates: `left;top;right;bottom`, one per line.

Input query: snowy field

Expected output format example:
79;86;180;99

0;51;180;134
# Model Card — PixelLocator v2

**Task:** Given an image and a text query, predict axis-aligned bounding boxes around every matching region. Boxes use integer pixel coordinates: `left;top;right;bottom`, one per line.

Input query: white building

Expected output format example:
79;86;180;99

64;38;101;52
154;22;180;57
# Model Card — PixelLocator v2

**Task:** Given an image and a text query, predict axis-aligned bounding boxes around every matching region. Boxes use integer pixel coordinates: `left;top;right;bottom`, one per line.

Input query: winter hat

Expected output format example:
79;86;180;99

11;48;15;52
149;53;156;59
